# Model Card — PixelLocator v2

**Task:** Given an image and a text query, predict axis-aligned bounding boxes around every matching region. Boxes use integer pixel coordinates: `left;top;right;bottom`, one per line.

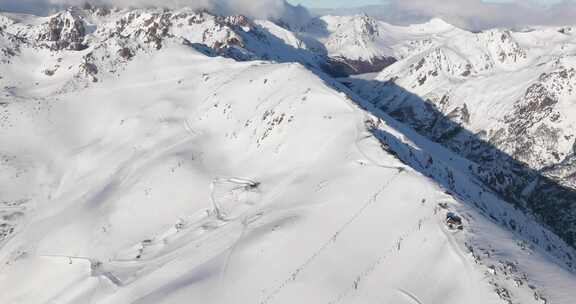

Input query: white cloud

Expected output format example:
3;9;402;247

386;0;576;30
0;0;301;20
316;0;576;30
3;0;573;30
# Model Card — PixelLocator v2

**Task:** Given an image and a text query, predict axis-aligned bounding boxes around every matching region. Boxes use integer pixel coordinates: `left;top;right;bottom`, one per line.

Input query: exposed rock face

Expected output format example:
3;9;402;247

37;10;88;51
117;47;134;60
218;15;252;29
497;84;561;166
107;10;254;56
476;30;527;64
489;68;576;173
0;30;22;64
324;56;397;77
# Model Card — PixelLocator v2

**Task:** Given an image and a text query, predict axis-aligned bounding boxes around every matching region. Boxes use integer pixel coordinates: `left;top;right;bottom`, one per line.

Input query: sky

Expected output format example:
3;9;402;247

0;0;575;30
287;0;564;8
289;0;576;30
287;0;383;8
0;0;302;19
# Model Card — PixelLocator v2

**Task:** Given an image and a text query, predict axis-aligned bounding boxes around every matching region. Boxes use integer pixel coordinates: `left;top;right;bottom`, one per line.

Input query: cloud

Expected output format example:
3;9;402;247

0;0;306;21
386;0;576;30
315;0;576;30
5;0;572;30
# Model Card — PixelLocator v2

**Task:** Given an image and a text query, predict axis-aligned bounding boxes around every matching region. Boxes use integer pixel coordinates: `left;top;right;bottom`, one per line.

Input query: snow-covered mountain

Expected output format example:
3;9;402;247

299;14;398;75
343;20;576;251
1;5;576;304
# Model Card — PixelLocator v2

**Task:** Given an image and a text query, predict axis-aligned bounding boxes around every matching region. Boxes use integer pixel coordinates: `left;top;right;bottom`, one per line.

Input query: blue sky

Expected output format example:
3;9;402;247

287;0;564;9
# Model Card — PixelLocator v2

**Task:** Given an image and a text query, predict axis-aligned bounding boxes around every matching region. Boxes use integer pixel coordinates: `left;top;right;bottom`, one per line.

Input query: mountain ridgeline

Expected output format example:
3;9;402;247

1;5;576;304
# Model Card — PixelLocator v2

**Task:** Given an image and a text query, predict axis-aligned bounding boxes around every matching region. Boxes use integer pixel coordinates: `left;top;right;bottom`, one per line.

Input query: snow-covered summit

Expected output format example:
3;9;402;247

406;17;459;33
303;14;392;60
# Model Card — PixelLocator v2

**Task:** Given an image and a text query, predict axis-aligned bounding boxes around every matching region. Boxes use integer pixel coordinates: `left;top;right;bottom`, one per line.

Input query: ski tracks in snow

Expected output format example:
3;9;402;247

397;288;425;304
327;212;436;304
260;169;404;304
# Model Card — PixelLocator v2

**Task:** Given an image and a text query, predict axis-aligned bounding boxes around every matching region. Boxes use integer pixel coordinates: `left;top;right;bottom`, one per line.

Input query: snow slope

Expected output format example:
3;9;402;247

0;7;575;304
363;23;576;172
343;21;576;250
302;16;461;61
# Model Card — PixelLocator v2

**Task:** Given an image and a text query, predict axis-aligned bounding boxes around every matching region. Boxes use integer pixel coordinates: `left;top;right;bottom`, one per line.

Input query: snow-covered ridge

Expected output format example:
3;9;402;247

1;6;576;304
342;12;576;258
0;8;462;80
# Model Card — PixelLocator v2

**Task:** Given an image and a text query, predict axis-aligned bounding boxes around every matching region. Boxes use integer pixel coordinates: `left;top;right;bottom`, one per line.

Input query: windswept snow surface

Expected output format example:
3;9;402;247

0;9;575;304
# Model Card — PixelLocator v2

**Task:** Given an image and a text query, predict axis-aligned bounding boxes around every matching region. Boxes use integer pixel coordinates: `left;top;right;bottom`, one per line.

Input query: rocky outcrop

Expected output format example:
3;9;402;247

0;30;23;64
36;10;88;51
476;30;527;65
492;68;576;170
324;55;397;77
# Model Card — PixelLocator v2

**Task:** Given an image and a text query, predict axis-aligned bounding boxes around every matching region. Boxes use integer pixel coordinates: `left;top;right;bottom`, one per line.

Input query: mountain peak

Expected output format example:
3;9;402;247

421;17;458;31
36;8;88;51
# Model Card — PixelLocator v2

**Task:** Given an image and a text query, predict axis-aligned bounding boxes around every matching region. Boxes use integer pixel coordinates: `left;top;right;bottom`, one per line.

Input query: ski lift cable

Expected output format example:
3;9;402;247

261;170;404;304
